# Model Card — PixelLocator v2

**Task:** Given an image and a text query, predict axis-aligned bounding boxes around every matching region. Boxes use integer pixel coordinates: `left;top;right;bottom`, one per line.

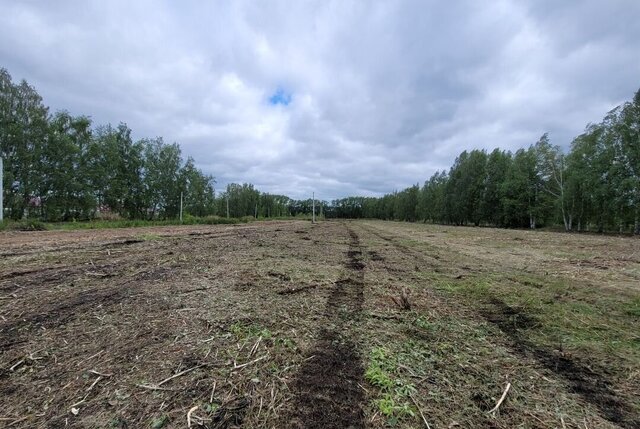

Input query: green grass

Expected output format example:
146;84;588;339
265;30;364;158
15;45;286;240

365;346;416;425
0;219;49;231
230;321;273;341
0;215;257;232
0;213;322;232
426;269;640;363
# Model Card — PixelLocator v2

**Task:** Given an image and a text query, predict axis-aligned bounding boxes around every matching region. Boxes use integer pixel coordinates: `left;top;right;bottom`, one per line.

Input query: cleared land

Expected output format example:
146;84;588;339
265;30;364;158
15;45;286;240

0;220;638;428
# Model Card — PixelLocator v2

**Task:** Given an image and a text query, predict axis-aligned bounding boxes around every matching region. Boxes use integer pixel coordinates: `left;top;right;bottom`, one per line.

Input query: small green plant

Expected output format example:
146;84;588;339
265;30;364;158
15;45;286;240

376;395;415;418
107;417;127;428
626;297;640;317
414;317;433;331
230;322;272;340
365;347;417;423
365;364;394;390
149;414;169;428
276;337;297;350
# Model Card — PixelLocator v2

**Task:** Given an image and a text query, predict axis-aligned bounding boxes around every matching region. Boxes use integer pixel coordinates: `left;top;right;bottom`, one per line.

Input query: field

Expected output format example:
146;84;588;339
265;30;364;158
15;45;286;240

1;220;639;428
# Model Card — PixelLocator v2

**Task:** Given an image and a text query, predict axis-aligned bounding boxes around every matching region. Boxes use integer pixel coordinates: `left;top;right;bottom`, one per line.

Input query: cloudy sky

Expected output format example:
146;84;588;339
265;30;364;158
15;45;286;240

1;1;639;199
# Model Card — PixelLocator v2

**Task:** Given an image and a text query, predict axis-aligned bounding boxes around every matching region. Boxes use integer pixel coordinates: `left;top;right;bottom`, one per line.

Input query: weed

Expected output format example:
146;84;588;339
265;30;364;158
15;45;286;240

413;316;433;331
276;337;297;351
107;417;127;428
376;395;416;419
365;364;394;390
149;414;169;428
626;297;640;317
365;346;417;424
230;322;272;340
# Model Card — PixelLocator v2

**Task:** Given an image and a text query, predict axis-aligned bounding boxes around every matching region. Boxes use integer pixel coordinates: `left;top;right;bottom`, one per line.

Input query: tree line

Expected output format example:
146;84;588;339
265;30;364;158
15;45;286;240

1;69;218;221
327;88;640;234
2;67;639;232
0;68;320;221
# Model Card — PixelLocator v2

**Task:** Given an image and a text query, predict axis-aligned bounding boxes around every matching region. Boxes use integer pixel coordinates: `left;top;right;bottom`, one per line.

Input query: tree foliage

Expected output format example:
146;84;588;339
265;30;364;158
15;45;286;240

2;67;639;233
327;87;640;234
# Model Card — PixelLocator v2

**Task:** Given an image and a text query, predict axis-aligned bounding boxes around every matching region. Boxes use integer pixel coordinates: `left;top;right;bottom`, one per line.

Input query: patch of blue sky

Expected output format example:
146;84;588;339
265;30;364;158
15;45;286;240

269;88;292;106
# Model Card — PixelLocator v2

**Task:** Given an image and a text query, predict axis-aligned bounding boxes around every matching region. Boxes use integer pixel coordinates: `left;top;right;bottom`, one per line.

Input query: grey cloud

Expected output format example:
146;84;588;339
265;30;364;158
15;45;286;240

1;0;638;199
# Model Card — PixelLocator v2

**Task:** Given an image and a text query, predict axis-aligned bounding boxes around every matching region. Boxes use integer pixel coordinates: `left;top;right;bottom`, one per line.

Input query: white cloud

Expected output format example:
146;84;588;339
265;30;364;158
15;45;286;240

1;0;639;199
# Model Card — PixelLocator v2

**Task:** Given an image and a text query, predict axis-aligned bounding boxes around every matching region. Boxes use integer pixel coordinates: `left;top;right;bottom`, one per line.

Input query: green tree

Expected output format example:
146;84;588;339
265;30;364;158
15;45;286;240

0;69;49;219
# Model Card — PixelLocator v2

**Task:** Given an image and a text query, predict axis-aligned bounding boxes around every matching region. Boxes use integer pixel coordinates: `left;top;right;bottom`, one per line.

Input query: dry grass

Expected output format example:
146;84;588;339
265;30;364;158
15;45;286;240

0;220;638;428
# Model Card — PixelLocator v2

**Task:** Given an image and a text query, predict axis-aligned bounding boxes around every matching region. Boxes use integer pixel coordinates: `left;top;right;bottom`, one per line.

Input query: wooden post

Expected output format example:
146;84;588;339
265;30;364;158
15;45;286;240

312;192;316;224
180;191;183;223
226;195;230;219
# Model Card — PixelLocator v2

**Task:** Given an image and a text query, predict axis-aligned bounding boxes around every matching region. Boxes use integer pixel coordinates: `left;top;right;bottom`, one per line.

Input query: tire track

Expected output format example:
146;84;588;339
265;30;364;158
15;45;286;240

283;224;366;429
359;222;640;428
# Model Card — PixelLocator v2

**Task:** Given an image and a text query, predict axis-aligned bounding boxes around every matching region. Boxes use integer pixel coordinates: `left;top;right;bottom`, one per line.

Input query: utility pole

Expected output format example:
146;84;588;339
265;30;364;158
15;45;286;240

179;191;183;223
226;195;230;219
312;192;316;224
0;156;3;222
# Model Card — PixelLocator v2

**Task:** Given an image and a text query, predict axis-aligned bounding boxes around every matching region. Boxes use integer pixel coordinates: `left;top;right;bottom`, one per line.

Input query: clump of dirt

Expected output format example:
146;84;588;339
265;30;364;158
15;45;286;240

346;250;364;271
210;396;251;428
103;238;144;248
268;271;291;281
481;298;540;333
277;284;317;295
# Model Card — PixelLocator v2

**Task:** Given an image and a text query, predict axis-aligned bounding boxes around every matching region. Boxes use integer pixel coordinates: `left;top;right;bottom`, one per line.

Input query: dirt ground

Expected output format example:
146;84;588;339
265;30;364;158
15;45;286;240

0;220;638;428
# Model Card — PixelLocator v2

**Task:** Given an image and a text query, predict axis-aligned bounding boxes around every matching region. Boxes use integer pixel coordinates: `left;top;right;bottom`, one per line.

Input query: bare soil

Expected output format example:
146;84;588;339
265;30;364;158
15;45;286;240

0;220;638;428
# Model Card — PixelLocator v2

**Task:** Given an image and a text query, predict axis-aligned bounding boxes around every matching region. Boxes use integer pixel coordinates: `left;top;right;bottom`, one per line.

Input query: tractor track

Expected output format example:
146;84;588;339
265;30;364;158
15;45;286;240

283;223;366;429
358;222;640;428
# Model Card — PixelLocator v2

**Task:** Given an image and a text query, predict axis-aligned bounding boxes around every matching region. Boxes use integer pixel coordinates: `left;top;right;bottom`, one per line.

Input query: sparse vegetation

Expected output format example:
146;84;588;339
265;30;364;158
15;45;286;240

365;346;416;424
1;220;638;428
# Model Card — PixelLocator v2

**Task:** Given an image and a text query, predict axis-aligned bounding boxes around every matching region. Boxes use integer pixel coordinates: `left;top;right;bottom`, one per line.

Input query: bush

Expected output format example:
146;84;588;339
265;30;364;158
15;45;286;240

7;219;49;231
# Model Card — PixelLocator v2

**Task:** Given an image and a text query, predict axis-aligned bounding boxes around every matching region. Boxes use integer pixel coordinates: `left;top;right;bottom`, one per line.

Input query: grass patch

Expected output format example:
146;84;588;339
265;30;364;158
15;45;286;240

365;346;416;425
0;219;49;231
626;297;640;318
427;269;640;365
230;322;273;341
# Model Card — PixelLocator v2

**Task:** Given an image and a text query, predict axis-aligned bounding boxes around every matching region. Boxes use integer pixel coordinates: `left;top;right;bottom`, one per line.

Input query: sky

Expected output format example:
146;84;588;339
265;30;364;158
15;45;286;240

1;1;639;200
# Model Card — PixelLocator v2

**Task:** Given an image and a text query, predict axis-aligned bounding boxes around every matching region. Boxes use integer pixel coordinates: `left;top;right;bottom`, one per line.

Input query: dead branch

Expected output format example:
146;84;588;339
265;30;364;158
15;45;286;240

210;381;217;403
232;355;268;371
249;336;262;358
7;417;28;427
391;287;411;310
87;369;112;377
9;359;24;371
487;382;511;415
158;364;206;386
137;363;208;391
187;406;198;428
135;384;175;391
410;394;431;429
70;393;89;409
86;376;102;392
77;349;104;365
